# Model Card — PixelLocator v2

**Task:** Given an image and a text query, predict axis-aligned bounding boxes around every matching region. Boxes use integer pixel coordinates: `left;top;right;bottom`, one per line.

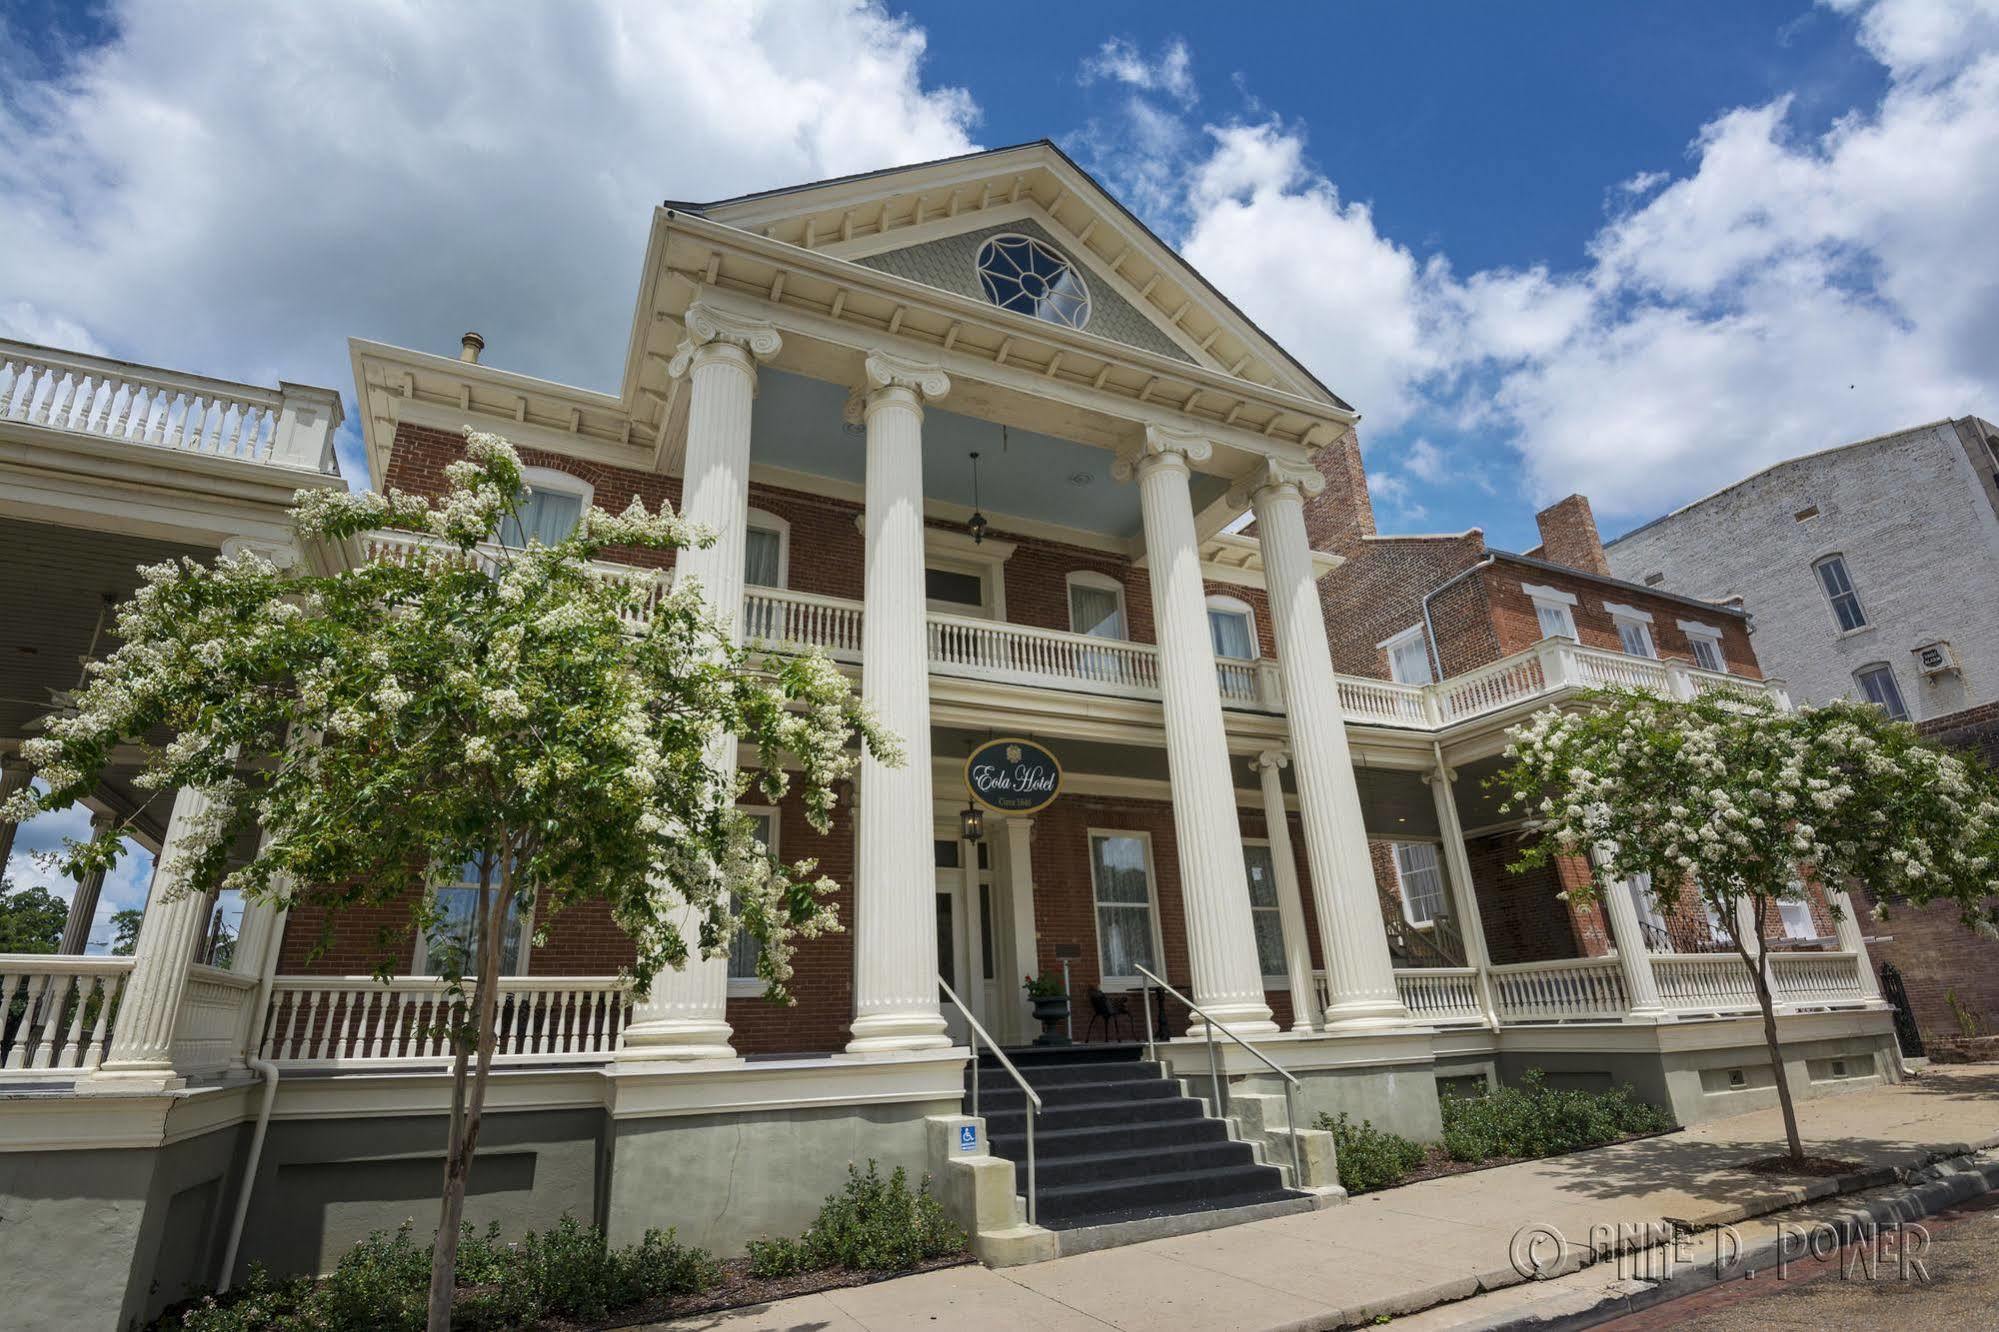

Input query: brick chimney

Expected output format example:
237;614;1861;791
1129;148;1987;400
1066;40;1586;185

1534;494;1610;576
1302;428;1376;556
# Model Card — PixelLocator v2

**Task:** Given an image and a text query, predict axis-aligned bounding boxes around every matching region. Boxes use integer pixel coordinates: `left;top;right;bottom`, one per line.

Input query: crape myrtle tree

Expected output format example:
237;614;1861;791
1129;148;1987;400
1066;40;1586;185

0;429;898;1330
1497;688;1999;1162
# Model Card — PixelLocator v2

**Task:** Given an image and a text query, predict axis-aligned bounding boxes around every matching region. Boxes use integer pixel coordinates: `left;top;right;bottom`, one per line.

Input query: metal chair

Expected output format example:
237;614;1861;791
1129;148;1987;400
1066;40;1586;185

1085;986;1136;1043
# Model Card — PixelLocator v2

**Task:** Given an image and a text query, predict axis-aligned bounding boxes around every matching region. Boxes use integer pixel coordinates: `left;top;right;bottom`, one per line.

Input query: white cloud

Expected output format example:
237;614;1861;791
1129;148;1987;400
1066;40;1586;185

1403;438;1448;484
4;789;155;954
0;1;979;483
1080;36;1197;108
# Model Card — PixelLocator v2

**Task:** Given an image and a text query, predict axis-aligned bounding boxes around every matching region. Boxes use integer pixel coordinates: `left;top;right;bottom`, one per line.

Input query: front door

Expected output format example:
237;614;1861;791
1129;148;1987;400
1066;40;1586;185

935;871;971;1045
934;835;998;1046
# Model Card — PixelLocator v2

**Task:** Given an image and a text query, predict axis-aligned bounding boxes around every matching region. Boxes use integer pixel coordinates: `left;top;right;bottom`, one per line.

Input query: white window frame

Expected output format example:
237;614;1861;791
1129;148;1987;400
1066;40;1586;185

412;861;533;977
1604;602;1657;659
1854;662;1909;721
1678;620;1727;674
497;466;593;547
1776;897;1817;941
1380;624;1434;685
1088;828;1166;991
1065;570;1129;640
1240;837;1290;985
1814;554;1869;634
727;806;780;997
1522;583;1579;641
1205;594;1260;661
742;508;790;589
1391;841;1447;928
1624;871;1668;939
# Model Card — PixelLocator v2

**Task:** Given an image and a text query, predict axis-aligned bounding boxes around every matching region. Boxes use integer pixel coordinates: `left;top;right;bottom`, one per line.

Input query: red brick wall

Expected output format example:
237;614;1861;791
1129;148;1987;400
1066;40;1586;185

1317;535;1497;680
1534;495;1611;578
1481;563;1761;677
1850;888;1999;1045
1301;431;1376;557
1464;835;1608;964
726;788;857;1055
1918;701;1999;770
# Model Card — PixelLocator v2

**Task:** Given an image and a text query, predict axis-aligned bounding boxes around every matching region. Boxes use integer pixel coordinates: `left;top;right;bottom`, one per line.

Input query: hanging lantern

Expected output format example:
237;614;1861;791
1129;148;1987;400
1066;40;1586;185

960;802;985;843
967;450;988;545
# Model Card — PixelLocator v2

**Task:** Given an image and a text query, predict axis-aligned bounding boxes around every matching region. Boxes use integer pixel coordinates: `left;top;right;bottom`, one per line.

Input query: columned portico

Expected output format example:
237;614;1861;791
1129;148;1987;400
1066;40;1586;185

1252;751;1319;1032
1117;425;1275;1036
622;304;782;1062
847;352;952;1053
1248;466;1407;1027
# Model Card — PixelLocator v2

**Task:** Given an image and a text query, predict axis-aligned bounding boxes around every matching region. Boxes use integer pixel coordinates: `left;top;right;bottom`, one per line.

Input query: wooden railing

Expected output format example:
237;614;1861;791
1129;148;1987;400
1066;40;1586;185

171;964;260;1075
1770;950;1870;1009
0;338;339;473
0;955;133;1074
259;976;633;1068
1490;956;1630;1022
1392;968;1485;1024
1651;952;1760;1015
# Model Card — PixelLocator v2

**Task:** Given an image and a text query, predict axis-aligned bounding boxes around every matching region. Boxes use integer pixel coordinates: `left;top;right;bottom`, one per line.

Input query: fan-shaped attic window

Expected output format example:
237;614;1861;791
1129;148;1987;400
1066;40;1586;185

975;234;1092;330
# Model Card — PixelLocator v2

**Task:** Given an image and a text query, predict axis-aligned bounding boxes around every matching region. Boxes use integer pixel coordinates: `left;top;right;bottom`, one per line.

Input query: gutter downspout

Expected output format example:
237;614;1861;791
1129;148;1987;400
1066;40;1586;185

1420;555;1496;683
217;905;287;1292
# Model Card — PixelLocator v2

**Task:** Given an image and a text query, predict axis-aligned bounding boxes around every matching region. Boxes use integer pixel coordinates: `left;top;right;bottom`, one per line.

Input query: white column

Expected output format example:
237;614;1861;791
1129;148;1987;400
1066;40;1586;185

1253;752;1320;1033
621;304;782;1063
1425;764;1500;1027
1247;465;1406;1027
1000;815;1038;1045
93;785;225;1086
1595;856;1666;1018
1115;426;1275;1035
847;352;952;1054
0;756;33;871
57;808;116;955
1831;889;1885;1001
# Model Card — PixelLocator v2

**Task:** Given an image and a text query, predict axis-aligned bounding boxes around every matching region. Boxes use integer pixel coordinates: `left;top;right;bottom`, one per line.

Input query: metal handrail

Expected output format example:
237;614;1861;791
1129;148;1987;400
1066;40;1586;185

939;977;1041;1226
1134;964;1304;1187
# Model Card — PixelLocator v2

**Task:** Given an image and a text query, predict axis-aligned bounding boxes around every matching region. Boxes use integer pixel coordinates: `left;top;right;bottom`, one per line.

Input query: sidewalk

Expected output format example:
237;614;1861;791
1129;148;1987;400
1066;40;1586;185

648;1066;1999;1331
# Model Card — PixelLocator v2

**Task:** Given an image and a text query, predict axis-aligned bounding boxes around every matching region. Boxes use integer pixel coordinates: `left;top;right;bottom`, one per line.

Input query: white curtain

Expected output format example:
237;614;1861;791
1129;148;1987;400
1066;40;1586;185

1091;834;1156;978
499;489;583;547
1241;843;1287;975
743;527;783;588
1208;608;1254;660
1069;582;1125;638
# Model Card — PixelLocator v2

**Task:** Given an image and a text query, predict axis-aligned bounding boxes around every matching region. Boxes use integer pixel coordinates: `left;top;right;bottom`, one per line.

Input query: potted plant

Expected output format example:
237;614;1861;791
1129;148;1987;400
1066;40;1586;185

1024;972;1071;1046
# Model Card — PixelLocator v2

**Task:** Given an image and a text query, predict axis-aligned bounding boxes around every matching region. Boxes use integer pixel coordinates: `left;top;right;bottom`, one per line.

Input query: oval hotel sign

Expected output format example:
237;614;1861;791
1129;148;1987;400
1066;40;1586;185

965;737;1062;815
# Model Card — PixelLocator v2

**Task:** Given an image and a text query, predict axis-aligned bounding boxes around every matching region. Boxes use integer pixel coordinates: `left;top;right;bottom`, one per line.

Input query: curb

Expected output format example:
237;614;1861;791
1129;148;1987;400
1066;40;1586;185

1475;1147;1999;1331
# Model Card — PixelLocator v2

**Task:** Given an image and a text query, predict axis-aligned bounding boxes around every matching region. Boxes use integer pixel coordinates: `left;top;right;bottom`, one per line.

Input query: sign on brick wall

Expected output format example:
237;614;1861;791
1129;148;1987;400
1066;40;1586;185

965;737;1062;814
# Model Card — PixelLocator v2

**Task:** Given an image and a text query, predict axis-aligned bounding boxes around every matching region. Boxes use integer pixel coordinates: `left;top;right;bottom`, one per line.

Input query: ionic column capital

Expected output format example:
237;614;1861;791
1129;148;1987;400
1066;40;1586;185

863;351;951;401
1235;457;1327;509
1421;764;1458;787
667;302;784;378
1114;423;1212;481
1253;749;1290;774
220;536;299;568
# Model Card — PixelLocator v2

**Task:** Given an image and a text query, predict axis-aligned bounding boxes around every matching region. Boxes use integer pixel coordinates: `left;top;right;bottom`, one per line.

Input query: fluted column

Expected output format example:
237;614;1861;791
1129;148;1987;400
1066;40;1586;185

1247;465;1406;1027
847;352;952;1054
1594;852;1666;1018
622;304;782;1063
1253;752;1320;1032
1425;762;1500;1028
1000;816;1039;1044
57;808;116;955
0;756;33;871
1115;426;1275;1035
92;785;224;1086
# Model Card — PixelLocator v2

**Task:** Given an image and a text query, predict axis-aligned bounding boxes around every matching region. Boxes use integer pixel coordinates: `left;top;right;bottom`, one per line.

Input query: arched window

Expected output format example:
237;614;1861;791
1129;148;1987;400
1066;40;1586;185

743;508;789;589
1066;570;1127;640
1854;663;1908;721
496;467;592;547
974;234;1092;330
1205;595;1258;660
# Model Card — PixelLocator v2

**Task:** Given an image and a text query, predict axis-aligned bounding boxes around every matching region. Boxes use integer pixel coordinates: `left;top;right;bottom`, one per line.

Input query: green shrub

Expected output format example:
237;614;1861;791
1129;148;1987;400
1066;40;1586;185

1439;1070;1673;1163
746;1235;812;1279
1315;1112;1426;1194
624;1227;724;1299
745;1160;968;1279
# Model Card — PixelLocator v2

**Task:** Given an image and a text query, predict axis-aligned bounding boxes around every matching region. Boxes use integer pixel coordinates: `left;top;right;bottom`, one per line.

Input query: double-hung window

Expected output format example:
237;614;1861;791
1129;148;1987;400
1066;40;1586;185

1090;832;1158;986
727;809;778;994
1066;572;1127;639
1523;584;1578;641
1605;604;1656;658
1241;842;1288;978
1777;897;1817;941
1206;597;1258;660
1855;664;1909;721
1679;621;1726;673
1382;625;1433;685
743;510;788;589
417;861;529;976
1815;555;1868;632
1393;842;1446;927
497;468;591;547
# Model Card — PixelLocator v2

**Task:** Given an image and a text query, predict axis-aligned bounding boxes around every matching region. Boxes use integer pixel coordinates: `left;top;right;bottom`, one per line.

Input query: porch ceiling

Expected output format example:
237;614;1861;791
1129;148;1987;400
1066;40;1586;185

751;368;1228;541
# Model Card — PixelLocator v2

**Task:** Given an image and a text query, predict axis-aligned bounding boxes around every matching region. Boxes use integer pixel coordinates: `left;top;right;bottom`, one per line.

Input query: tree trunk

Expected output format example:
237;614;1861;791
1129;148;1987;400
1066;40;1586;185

426;859;508;1331
1741;897;1806;1161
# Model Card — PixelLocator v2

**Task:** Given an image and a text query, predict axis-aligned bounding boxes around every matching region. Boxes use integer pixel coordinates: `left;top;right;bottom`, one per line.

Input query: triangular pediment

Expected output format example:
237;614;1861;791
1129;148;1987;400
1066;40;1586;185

677;142;1350;411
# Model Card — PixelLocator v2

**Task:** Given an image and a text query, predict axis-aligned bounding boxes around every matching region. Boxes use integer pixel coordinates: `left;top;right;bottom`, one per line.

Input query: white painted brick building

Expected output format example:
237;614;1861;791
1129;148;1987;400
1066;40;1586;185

1605;417;1999;724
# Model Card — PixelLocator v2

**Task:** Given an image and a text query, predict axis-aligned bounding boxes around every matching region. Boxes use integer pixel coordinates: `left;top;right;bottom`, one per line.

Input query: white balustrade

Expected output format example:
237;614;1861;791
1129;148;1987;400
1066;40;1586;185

1770;950;1870;1009
1490;956;1631;1022
0;955;133;1074
259;975;633;1067
0;338;337;472
1569;648;1674;694
1437;653;1547;722
358;530;668;629
743;587;864;660
170;964;260;1074
1650;952;1760;1015
1393;967;1484;1024
1339;677;1434;726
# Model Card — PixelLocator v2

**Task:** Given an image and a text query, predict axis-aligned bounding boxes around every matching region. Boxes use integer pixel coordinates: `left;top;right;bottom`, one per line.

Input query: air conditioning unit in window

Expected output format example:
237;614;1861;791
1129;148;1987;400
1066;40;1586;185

1913;640;1959;678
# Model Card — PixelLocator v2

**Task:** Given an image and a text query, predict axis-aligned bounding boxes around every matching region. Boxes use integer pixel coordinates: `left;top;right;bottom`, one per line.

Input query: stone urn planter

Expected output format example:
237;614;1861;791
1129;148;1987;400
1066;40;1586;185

1031;995;1072;1046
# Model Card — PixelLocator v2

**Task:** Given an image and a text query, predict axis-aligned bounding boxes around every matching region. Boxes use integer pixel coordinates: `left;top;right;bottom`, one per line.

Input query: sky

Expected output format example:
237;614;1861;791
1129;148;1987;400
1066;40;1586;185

3;0;1993;926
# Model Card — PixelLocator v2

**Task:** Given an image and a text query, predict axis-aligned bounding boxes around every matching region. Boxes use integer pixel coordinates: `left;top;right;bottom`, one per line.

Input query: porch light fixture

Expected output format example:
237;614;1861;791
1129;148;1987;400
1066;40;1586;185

960;802;984;843
966;450;989;545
